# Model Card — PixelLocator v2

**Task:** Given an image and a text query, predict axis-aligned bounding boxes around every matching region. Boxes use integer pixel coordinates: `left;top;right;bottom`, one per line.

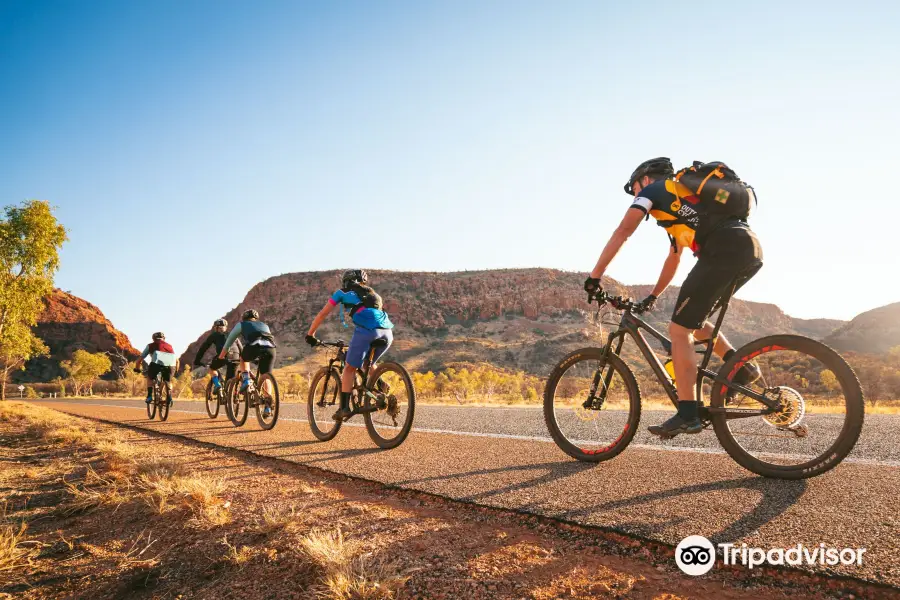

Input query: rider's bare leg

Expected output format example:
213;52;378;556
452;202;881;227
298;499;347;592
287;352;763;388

670;322;699;402
692;321;734;357
341;365;357;393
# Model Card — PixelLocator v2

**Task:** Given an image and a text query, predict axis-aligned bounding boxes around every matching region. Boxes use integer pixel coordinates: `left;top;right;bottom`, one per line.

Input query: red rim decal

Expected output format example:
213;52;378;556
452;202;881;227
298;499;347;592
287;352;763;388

582;423;629;455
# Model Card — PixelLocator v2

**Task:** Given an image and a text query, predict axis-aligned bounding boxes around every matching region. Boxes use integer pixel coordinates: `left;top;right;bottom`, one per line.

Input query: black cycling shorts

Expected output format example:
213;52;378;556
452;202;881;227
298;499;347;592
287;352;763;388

672;225;763;330
241;343;276;375
208;356;239;381
147;362;173;382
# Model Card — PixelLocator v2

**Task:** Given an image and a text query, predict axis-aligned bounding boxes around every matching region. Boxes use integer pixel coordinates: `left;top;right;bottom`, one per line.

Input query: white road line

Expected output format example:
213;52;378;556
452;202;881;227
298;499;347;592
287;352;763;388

45;401;900;469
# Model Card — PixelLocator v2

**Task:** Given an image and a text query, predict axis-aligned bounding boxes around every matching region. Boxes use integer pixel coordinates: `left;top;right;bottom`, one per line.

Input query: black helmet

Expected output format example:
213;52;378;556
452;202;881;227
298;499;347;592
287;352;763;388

242;309;259;321
214;318;227;329
152;332;165;340
624;157;674;194
341;269;368;289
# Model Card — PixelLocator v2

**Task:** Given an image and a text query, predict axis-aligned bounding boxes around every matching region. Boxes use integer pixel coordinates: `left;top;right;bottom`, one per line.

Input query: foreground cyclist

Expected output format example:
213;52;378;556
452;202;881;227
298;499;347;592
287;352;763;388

217;309;277;418
305;269;394;421
585;157;763;437
134;332;178;406
193;318;242;394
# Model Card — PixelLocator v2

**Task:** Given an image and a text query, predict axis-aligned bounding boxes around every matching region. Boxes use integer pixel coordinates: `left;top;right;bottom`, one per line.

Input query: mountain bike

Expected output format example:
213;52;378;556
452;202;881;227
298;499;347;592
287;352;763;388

543;285;865;479
145;371;170;422
308;339;415;449
224;363;280;430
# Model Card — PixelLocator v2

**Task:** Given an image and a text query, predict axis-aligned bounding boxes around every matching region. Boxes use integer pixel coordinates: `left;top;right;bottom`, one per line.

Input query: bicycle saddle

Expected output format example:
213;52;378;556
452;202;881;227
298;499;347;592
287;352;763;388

370;338;389;349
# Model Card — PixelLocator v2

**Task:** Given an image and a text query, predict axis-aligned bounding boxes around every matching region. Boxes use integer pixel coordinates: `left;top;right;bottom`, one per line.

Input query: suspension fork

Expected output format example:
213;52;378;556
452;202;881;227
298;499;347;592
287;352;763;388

587;332;626;408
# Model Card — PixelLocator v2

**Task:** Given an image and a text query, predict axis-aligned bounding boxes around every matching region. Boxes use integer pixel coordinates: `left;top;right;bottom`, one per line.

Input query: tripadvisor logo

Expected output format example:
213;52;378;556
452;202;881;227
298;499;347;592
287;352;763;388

675;535;867;576
675;535;716;576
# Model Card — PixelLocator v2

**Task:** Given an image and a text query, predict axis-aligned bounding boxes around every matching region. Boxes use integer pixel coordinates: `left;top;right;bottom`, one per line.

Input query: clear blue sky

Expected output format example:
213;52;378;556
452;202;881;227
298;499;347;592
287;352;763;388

2;0;898;354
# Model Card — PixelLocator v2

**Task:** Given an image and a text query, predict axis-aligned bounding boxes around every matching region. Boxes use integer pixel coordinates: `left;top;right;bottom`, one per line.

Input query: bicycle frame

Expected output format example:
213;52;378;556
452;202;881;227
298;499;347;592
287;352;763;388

317;343;383;414
597;282;781;419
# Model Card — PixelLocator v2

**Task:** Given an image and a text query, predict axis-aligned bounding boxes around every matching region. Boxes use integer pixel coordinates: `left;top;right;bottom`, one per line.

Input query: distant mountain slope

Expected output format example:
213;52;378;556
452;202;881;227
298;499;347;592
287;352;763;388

824;302;900;354
16;289;140;382
180;269;848;377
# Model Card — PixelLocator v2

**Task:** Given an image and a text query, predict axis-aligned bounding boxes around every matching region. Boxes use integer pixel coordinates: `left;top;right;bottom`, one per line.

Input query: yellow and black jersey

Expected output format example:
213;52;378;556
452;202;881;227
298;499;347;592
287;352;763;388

630;179;701;253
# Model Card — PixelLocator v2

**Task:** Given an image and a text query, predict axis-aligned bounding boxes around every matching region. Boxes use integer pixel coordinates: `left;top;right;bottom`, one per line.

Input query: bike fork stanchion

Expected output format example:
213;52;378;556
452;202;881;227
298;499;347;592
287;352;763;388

595;334;625;404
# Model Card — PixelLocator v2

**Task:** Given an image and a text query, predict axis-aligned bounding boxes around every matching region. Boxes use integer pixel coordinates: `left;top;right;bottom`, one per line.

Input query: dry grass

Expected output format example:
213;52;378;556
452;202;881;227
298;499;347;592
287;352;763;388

0;402;231;527
300;528;408;600
140;465;229;525
95;435;140;472
64;466;132;514
0;503;35;574
221;536;256;567
260;503;306;533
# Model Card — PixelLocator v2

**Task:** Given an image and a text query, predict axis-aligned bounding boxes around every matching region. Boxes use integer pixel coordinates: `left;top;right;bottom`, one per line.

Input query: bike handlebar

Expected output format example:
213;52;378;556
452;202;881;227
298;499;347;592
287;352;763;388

316;340;347;348
587;291;647;314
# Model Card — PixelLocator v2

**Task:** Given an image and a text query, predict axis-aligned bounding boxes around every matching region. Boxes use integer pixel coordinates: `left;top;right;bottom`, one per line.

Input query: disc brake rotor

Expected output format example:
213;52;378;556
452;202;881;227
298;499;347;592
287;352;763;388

762;386;806;429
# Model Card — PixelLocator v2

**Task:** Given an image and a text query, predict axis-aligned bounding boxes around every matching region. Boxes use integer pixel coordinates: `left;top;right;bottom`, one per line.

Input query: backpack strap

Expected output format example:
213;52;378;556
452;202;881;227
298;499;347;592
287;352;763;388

696;165;725;194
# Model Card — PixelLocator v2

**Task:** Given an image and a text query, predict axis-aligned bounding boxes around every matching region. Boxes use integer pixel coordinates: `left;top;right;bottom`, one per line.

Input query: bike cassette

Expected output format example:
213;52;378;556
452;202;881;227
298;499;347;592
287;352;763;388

763;386;806;431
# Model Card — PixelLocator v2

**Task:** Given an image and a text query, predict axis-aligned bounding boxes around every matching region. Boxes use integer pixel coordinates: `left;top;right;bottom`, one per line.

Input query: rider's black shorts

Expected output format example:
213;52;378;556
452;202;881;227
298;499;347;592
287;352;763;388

208;356;238;380
147;362;173;382
672;224;763;330
241;343;276;375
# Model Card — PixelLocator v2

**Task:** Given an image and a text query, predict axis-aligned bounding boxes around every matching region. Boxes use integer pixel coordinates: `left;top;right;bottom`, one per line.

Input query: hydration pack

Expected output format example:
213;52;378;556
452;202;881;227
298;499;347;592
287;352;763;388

674;161;756;241
346;284;383;317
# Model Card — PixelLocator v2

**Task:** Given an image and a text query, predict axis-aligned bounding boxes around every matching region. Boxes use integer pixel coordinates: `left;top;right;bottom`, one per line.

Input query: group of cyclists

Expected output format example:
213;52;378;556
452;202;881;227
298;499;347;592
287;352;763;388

136;157;762;438
135;269;396;423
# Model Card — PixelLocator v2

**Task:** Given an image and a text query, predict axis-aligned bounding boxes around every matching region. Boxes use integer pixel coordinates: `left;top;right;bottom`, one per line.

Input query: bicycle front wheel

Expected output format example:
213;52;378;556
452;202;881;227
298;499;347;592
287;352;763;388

307;367;342;441
255;373;280;430
711;335;865;479
146;397;156;419
363;362;415;449
205;379;220;419
543;348;641;462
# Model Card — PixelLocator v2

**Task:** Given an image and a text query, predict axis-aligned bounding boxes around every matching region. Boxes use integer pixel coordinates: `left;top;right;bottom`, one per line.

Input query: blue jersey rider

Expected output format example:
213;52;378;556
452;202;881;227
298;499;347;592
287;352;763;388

305;269;394;421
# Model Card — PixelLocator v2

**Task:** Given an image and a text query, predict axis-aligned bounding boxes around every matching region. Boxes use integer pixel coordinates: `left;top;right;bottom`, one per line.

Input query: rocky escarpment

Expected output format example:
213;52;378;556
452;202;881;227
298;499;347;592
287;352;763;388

181;269;848;377
16;289;140;382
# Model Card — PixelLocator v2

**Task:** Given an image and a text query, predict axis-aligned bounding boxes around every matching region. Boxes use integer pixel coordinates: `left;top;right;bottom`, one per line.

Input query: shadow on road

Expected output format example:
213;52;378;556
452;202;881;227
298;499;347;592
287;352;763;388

558;476;807;543
394;460;596;508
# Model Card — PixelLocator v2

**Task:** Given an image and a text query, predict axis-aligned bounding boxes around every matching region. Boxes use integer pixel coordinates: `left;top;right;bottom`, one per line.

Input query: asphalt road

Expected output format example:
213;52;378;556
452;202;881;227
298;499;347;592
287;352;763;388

35;399;900;589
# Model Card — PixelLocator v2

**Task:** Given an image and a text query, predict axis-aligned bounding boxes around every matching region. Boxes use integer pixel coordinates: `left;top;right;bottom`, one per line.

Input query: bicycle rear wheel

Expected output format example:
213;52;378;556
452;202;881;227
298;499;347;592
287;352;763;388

543;348;641;462
255;373;280;430
225;378;248;427
146;396;156;419
363;362;415;449
711;335;865;479
307;367;341;441
157;382;169;422
205;378;220;419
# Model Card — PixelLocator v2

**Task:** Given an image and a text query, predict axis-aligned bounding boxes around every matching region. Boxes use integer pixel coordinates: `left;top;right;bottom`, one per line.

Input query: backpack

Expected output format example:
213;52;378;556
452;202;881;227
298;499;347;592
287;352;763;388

347;284;383;316
673;161;757;242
